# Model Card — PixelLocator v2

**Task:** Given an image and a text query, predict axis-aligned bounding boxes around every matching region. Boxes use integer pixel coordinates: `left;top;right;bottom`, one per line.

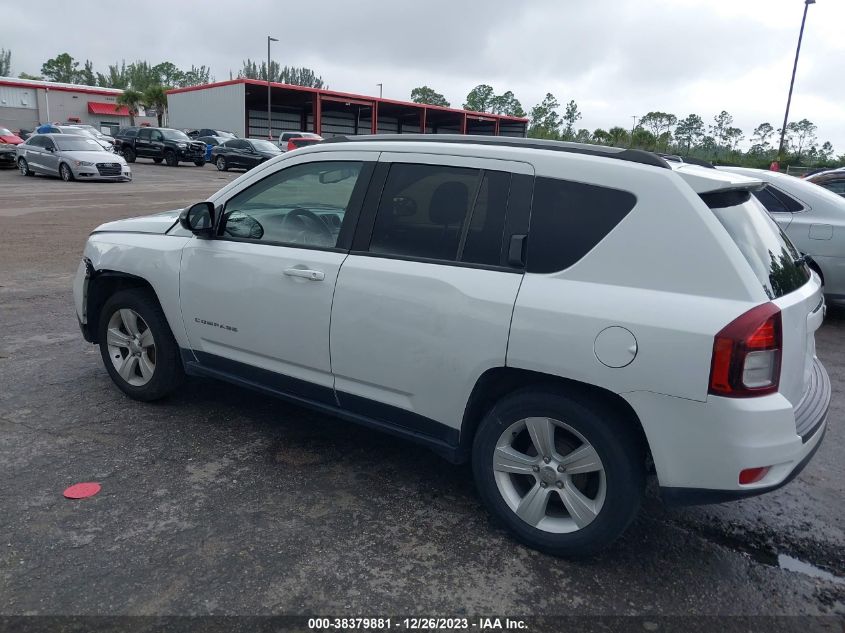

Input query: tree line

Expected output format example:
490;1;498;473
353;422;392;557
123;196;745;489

411;85;841;168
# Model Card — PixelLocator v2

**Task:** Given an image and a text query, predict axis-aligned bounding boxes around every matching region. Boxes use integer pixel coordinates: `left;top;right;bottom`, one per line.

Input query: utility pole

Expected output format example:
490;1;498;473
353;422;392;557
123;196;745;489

267;35;278;140
377;83;383;98
776;0;815;165
630;115;637;147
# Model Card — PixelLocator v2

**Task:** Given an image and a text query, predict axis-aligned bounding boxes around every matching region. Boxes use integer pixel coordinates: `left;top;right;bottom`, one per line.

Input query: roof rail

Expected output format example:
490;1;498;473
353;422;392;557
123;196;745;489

323;134;671;169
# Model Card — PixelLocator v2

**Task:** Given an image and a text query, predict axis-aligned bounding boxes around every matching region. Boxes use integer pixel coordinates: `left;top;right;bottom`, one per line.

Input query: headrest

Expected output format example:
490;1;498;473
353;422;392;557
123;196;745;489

429;181;469;226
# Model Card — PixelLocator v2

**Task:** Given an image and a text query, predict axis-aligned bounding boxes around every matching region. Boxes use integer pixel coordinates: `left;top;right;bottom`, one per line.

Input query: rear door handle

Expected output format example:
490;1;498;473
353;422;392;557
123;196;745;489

284;268;325;281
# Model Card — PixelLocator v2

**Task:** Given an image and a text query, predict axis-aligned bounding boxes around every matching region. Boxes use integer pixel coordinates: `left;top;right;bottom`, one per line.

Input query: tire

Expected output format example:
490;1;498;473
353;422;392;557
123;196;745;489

123;147;136;163
471;388;645;557
194;159;206;167
215;156;228;171
98;288;184;401
18;158;33;176
164;150;178;167
60;163;74;182
153;157;163;164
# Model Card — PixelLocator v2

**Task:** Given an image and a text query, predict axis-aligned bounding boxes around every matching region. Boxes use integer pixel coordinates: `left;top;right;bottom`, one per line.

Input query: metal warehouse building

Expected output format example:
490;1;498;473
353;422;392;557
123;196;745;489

166;79;528;139
0;77;156;135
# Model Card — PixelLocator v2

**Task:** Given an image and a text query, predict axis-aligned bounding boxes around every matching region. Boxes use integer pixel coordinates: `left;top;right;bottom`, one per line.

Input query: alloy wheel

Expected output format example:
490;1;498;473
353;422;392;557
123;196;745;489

106;308;156;386
493;417;606;533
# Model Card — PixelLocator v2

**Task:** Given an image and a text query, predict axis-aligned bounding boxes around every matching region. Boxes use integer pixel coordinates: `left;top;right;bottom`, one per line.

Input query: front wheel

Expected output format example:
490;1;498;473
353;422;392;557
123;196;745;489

215;156;228;171
18;158;33;176
472;389;644;557
164;150;178;167
60;163;74;182
98;288;184;401
194;159;206;167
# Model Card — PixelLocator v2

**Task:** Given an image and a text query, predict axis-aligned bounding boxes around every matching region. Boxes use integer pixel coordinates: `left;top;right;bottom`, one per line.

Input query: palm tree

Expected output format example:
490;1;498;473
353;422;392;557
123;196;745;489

143;85;167;126
116;88;144;126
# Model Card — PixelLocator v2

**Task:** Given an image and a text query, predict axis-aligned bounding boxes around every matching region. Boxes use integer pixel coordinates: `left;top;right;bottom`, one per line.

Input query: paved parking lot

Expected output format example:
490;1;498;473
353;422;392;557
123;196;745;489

0;162;843;619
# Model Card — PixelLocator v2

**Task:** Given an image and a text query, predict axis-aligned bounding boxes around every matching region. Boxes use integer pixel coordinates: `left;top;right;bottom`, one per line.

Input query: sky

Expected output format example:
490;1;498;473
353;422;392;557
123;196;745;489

3;0;844;152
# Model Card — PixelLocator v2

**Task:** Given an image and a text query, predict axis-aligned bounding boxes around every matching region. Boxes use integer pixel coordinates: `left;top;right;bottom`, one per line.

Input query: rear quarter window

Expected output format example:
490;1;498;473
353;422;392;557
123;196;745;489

526;177;637;274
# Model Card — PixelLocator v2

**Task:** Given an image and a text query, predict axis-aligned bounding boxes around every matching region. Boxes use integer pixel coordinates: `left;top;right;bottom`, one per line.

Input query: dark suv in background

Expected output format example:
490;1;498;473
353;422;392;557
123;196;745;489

114;127;206;166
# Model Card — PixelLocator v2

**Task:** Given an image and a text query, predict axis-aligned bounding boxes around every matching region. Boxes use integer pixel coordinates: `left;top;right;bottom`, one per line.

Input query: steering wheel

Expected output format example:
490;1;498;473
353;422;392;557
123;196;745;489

281;207;334;243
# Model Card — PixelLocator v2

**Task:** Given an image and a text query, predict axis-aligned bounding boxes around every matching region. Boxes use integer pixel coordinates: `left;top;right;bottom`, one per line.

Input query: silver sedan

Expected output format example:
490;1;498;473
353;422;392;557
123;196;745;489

16;133;131;182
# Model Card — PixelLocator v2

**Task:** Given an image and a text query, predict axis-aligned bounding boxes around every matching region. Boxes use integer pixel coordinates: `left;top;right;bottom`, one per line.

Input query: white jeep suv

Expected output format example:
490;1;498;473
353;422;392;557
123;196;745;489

73;135;830;556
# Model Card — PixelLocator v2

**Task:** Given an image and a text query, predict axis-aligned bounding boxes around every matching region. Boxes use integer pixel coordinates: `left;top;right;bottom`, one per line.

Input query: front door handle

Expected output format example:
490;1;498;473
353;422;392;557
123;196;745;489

284;268;325;281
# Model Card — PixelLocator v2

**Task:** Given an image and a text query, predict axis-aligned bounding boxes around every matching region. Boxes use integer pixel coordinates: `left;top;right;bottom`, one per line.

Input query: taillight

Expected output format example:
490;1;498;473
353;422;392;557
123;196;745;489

287;140;298;151
708;303;782;397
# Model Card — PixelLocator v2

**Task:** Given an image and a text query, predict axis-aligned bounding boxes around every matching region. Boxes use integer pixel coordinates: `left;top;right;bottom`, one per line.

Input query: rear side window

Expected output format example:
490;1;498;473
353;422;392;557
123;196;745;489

526;177;637;273
752;185;803;213
369;163;511;266
704;191;810;299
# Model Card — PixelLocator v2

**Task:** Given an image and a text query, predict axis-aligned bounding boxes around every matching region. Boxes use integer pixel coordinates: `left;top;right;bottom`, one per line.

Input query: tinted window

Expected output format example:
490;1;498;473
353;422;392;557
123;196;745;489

27;136;46;148
527;177;637;273
706;193;809;299
221;161;363;248
820;179;845;195
752;185;803;213
138;128;151;141
370;163;511;264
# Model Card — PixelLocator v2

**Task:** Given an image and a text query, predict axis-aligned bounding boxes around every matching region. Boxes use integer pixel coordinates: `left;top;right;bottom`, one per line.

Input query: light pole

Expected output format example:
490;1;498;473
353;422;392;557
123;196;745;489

377;83;383;98
776;0;815;165
267;35;278;140
630;115;637;147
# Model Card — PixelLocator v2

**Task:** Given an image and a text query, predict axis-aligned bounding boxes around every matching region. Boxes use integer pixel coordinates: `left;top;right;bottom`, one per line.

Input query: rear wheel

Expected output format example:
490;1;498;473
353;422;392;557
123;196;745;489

98;288;184;401
215;156;228;171
472;388;644;557
123;147;136;163
60;163;74;182
164;150;178;167
194;159;206;167
18;158;33;176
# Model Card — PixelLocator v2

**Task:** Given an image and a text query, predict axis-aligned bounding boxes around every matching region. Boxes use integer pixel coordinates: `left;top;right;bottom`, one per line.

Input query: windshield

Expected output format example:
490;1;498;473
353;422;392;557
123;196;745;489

0;128;12;136
55;136;105;152
706;191;810;299
161;129;190;141
251;140;281;153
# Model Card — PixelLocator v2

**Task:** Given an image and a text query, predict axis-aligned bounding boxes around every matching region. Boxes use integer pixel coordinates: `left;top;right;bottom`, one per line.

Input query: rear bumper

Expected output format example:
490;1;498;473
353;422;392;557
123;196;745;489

623;358;831;505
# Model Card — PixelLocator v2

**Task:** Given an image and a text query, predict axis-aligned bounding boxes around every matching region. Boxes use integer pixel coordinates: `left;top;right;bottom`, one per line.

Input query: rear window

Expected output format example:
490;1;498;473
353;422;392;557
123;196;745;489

704;191;810;299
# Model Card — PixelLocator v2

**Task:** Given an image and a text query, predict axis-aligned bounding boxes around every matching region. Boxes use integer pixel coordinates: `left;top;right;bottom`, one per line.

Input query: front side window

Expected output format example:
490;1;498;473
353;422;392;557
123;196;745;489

820;179;845;196
160;129;189;141
220;161;364;248
150;130;163;142
138;128;151;141
369;163;510;265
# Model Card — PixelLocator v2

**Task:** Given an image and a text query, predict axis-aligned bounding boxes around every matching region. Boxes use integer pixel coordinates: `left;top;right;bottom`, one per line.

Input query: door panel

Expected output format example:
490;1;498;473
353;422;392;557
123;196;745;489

180;241;346;394
331;257;523;429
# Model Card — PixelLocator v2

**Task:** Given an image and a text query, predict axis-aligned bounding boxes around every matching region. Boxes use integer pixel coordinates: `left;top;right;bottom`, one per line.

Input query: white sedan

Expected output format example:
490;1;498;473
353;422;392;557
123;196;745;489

719;166;845;306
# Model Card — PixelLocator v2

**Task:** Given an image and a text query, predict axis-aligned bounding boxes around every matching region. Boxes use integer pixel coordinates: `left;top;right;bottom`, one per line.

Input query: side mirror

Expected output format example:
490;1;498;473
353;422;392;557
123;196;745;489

179;202;216;238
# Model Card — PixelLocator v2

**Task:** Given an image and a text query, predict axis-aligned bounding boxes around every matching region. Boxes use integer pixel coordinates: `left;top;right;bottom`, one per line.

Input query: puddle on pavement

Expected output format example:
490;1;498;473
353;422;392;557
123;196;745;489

778;554;845;586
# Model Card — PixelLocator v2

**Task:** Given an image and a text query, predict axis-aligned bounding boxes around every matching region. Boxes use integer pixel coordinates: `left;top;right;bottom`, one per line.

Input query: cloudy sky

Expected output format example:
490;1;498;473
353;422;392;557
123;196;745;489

4;0;844;151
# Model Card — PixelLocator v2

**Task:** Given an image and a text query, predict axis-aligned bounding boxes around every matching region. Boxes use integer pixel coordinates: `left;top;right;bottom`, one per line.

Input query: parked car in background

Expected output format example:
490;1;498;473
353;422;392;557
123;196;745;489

719;166;845;305
0;128;24;145
0;143;16;168
73;136;829;556
277;131;323;151
18;129;33;141
16;133;130;182
210;138;281;171
806;169;845;198
115;127;206;166
186;128;237;140
197;135;230;162
30;124;116;152
66;124;117;148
